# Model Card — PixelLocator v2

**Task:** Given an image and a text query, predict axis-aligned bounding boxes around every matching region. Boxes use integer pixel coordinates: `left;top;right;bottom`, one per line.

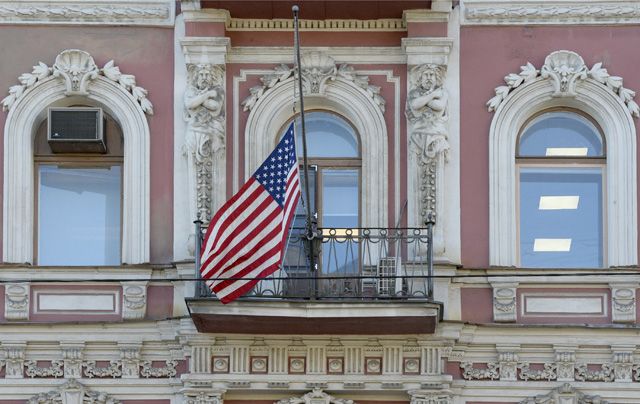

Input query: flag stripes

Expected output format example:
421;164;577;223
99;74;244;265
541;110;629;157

199;123;301;304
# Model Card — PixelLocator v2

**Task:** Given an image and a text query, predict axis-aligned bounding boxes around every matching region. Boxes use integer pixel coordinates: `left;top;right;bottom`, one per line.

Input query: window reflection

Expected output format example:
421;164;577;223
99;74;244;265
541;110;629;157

38;166;121;266
519;112;603;157
519;166;603;268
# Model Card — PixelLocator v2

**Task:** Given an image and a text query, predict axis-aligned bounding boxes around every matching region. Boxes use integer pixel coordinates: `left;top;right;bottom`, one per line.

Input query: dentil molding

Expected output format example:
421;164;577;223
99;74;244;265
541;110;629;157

0;1;174;26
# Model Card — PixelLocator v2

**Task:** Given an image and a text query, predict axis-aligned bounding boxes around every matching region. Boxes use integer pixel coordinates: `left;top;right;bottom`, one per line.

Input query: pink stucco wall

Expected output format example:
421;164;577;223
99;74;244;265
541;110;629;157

460;25;640;268
0;25;174;264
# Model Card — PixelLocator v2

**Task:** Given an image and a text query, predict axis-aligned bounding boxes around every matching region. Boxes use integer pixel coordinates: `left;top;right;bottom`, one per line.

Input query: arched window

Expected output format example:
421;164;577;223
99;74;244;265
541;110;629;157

34;109;124;266
488;51;637;268
517;110;605;268
283;112;361;273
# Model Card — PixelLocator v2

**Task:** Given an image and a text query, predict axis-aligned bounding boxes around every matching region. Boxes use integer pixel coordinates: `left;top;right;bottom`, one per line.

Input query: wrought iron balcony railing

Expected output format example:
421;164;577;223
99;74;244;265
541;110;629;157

193;225;434;301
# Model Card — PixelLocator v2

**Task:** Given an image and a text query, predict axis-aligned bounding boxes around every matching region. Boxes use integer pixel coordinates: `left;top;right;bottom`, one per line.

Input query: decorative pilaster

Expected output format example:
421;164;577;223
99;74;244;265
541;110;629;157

61;343;84;378
497;345;519;381
409;388;452;404
212;337;230;374
120;345;141;378
610;282;637;323
326;338;345;375
192;345;213;374
288;338;307;374
405;63;449;256
250;337;269;374
3;343;25;378
554;346;577;382
403;338;421;375
122;282;148;321
183;63;226;228
490;281;518;323
5;283;29;321
613;346;634;382
403;38;452;257
185;391;225;404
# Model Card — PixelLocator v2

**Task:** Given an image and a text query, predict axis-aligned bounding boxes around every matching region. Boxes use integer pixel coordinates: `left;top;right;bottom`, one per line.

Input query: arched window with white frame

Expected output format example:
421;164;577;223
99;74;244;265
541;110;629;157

488;50;637;268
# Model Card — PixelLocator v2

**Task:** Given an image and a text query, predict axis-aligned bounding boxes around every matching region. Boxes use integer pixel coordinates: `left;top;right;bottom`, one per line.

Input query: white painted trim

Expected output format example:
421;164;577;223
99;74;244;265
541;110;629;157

0;0;175;26
489;77;637;267
244;76;389;228
3;77;150;264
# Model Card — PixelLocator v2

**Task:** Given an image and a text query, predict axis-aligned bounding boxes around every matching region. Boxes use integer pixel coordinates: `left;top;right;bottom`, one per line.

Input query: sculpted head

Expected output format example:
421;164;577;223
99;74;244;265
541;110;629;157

189;64;223;91
413;64;445;91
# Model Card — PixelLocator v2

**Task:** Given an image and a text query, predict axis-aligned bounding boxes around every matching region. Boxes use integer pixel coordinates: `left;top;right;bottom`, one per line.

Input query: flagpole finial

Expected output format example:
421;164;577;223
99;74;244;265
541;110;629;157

292;5;299;13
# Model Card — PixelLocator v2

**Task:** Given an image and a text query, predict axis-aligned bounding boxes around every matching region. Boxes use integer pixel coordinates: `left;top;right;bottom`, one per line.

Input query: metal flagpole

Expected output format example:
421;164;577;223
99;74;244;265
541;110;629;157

292;5;318;297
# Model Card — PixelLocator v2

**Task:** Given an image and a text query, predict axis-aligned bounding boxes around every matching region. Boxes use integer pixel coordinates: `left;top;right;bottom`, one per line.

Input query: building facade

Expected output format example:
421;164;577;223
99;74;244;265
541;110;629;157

1;1;639;404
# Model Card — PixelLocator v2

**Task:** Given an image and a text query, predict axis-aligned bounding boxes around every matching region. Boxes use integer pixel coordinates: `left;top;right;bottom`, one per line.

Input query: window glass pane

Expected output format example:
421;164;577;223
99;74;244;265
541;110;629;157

38;166;121;266
519;166;603;268
293;112;359;157
519;112;603;157
322;169;359;273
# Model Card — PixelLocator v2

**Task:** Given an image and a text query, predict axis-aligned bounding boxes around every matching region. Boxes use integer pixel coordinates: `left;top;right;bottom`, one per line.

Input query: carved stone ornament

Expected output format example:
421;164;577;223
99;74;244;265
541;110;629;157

466;4;640;25
2;49;153;114
84;360;122;378
611;284;637;323
5;283;29;321
575;363;614;382
140;359;178;378
518;363;557;381
518;383;608;404
183;63;226;225
25;360;64;378
0;2;172;26
276;389;356;404
406;64;449;232
410;390;452;404
26;379;122;404
460;362;499;380
241;52;385;113
122;282;147;321
487;50;639;118
186;392;223;404
492;283;518;323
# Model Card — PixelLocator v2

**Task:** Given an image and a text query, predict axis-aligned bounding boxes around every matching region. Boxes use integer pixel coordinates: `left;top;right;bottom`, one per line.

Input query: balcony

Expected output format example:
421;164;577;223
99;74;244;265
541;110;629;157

186;227;442;335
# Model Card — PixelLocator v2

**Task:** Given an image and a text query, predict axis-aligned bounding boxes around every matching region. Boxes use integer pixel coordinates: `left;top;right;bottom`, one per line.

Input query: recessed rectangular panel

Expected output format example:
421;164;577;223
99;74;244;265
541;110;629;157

521;293;607;317
545;147;588;156
539;196;579;210
34;290;120;315
533;238;572;252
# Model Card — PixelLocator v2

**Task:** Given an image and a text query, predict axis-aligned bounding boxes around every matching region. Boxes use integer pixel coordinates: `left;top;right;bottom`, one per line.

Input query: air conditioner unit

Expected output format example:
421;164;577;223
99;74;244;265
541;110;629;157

48;107;106;153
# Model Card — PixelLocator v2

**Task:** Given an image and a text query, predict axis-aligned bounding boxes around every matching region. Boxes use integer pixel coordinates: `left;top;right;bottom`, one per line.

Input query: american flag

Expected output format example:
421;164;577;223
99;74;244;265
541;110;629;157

199;123;301;304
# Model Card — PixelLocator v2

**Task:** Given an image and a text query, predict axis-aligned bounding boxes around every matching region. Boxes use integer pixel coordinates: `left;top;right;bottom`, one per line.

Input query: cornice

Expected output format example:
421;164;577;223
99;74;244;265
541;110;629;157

0;0;175;26
462;0;640;25
182;8;408;32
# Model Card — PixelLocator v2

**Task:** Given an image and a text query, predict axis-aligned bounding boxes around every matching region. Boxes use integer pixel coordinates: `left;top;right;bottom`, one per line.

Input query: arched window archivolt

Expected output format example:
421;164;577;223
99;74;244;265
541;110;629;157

243;52;388;228
1;49;152;265
488;50;637;268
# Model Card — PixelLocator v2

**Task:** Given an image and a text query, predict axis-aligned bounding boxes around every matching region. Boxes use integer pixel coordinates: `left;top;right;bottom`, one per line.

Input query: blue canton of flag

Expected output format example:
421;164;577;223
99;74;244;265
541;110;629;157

253;125;298;207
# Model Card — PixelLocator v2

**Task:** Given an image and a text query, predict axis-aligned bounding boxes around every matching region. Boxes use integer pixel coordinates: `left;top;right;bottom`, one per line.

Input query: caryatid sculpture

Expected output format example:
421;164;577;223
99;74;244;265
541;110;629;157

183;64;226;225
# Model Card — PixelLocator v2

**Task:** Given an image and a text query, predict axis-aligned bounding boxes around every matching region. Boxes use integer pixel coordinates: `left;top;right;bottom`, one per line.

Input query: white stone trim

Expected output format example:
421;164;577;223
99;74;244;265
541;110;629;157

489;77;637;267
244;75;389;228
3;77;150;265
0;0;175;26
462;0;640;25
